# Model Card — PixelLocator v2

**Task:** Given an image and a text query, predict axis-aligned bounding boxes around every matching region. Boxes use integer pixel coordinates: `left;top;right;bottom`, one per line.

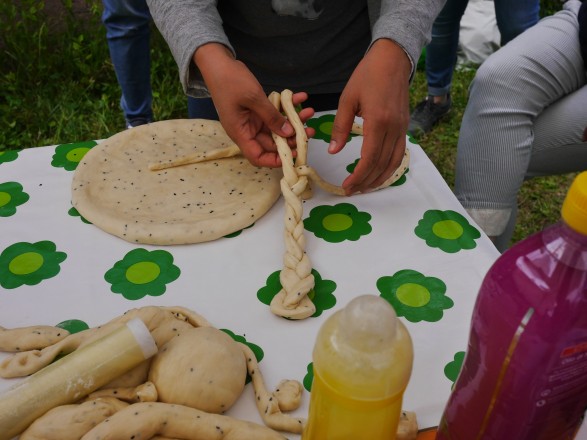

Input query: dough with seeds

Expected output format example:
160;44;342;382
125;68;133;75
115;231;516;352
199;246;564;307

71;119;282;245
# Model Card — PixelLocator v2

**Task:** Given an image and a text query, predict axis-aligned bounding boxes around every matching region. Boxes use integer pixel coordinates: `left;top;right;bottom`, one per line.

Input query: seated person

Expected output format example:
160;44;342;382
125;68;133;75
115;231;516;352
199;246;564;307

454;0;587;251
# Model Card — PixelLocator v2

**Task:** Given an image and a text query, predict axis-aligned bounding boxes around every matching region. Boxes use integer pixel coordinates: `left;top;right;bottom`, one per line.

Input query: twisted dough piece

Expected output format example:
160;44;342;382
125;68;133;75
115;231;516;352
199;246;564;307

268;90;316;320
241;342;305;434
0;306;211;378
80;402;288;440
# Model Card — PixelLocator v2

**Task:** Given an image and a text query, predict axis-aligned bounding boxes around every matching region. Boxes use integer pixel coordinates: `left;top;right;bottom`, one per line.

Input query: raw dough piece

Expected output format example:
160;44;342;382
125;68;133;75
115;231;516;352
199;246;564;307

148;327;246;413
88;381;158;403
20;397;128;440
0;306;211;379
71;119;283;245
80;402;288;440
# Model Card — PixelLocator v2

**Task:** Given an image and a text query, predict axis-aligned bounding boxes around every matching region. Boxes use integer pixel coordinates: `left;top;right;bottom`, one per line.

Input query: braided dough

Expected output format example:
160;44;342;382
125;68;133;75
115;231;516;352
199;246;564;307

267;90;410;319
144;92;409;320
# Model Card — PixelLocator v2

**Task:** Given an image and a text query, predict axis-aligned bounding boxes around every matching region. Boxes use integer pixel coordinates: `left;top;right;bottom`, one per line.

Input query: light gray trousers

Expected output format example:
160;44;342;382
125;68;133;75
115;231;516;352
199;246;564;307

454;0;587;251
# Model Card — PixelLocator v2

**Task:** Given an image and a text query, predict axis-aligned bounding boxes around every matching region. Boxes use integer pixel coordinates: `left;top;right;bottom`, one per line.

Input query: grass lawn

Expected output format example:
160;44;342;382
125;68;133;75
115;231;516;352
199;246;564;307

0;1;576;248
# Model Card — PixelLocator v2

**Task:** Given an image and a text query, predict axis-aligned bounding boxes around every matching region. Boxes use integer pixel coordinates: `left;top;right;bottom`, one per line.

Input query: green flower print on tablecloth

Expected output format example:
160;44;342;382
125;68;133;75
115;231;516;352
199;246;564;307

0;182;29;217
303;362;314;392
68;207;91;224
415;209;481;253
224;223;254;238
257;269;336;318
0;150;19;165
306;114;357;143
304;203;372;243
221;329;264;384
377;269;453;323
347;160;409;187
57;319;90;334
104;248;180;300
0;241;67;289
444;351;465;387
51;140;97;171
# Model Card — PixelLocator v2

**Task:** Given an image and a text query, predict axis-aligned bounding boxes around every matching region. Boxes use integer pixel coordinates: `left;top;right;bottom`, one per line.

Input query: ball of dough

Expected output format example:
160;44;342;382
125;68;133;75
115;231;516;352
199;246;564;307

148;327;246;413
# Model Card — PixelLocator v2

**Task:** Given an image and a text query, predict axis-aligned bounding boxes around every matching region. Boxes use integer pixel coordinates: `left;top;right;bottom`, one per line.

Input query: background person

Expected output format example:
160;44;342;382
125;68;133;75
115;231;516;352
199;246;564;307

454;0;587;252
408;0;540;136
102;0;217;128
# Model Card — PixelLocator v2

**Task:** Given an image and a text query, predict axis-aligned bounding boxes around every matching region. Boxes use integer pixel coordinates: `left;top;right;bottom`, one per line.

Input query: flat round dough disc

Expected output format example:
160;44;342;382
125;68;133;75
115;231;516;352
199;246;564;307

71;119;283;245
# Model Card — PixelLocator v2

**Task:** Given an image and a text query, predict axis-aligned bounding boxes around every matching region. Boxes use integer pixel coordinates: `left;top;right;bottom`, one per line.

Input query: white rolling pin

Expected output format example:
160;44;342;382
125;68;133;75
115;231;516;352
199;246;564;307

0;318;158;440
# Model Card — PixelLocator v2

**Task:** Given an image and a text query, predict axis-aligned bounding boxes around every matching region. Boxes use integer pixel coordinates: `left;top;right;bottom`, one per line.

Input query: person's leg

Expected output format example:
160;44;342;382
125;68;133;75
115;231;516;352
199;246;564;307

425;0;470;98
408;0;469;136
526;86;587;177
494;0;540;46
102;0;153;127
454;2;585;251
187;96;219;120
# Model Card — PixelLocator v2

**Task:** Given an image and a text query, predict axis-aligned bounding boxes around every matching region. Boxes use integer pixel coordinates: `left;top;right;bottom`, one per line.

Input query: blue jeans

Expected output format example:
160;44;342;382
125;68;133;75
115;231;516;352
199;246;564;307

102;0;217;125
426;0;540;96
102;0;153;126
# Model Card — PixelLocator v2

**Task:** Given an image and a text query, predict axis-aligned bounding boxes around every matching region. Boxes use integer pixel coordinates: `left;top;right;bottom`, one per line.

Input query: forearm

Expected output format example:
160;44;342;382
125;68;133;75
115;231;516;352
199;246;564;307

146;0;234;96
372;0;446;79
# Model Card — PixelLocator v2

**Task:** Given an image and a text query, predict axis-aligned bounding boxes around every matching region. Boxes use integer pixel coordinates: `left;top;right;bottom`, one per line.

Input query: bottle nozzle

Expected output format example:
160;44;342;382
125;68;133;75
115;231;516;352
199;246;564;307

561;171;587;235
339;295;398;351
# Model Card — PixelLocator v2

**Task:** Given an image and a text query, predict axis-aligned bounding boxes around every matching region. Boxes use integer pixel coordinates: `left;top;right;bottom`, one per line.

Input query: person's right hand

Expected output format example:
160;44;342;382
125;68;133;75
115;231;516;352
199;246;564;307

194;43;314;168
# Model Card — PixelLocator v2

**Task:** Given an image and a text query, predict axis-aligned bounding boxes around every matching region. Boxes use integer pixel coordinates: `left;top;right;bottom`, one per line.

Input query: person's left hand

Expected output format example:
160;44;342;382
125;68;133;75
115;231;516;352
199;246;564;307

328;38;412;195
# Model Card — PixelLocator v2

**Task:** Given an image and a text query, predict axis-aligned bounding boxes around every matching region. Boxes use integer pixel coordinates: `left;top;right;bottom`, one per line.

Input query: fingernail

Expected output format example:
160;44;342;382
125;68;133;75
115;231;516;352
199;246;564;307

281;122;294;136
328;140;337;153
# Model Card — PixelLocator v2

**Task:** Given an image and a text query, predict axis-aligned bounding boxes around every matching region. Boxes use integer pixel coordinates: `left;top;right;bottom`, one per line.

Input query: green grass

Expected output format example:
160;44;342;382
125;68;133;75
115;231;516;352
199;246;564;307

0;0;188;149
1;0;574;248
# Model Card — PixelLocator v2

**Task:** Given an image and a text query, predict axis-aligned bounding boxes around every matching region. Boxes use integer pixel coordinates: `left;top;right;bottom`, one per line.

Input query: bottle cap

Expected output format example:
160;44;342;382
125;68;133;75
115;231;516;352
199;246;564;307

339;295;397;352
561;171;587;235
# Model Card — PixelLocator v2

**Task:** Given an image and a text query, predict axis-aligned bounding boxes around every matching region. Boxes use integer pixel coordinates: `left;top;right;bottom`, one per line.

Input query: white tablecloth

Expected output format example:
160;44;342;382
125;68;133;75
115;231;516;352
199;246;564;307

0;114;502;438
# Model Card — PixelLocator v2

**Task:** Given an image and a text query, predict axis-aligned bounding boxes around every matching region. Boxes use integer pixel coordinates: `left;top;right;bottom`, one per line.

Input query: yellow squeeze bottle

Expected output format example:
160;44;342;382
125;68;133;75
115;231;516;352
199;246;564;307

303;295;413;440
0;318;158;440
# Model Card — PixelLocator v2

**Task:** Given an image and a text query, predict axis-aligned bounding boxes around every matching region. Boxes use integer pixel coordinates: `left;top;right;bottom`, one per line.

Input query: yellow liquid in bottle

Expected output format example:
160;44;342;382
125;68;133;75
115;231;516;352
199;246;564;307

302;295;413;440
303;367;404;439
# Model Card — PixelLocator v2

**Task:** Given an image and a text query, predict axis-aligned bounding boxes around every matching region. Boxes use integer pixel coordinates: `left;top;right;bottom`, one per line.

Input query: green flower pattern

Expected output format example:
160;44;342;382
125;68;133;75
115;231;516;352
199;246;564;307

224;223;254;238
51;140;97;171
444;351;465;387
221;329;264;384
0;150;19;165
415;209;481;253
68;207;91;224
304;203;372;243
306;114;357;143
0;241;67;289
377;269;453;323
104;248;180;300
257;269;336;318
57;319;90;334
0;182;29;217
303;362;314;392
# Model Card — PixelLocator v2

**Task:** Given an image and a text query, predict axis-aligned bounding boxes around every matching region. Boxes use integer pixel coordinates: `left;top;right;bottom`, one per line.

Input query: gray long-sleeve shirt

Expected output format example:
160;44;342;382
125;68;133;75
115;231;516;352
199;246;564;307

147;0;446;97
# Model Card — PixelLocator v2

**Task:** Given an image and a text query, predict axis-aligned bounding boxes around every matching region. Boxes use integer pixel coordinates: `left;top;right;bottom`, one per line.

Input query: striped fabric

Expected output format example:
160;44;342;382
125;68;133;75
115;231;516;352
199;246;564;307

454;0;587;251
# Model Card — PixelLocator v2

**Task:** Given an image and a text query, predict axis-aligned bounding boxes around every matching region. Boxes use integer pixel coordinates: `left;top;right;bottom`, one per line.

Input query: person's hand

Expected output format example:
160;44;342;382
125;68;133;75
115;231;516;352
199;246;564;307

328;38;411;195
194;43;315;168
